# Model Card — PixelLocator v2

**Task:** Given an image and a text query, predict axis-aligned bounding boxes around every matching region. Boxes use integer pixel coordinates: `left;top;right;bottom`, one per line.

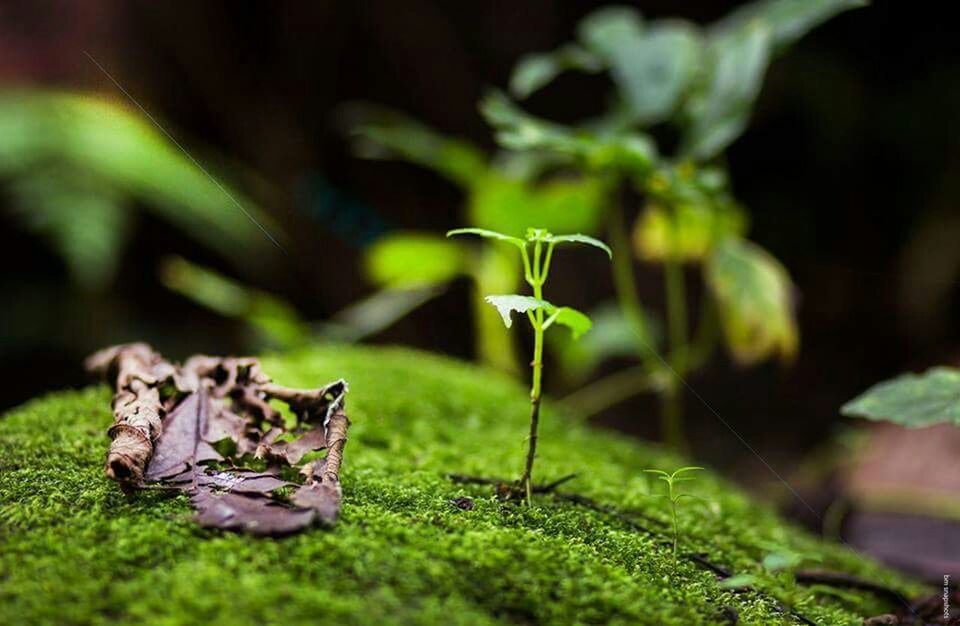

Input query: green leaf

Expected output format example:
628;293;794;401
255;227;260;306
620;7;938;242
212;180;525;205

344;104;486;187
577;6;645;57
712;0;867;54
762;550;804;572
704;237;798;365
682;22;773;160
672;466;704;475
483;295;549;328
718;574;757;589
841;367;960;428
509;45;604;99
606;20;703;124
364;233;464;288
447;227;526;248
547;306;593;339
547;233;612;258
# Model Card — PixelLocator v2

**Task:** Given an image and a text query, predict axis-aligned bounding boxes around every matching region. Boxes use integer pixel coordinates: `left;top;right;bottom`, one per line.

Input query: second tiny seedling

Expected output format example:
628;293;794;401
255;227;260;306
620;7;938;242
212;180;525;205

644;466;704;564
448;227;611;505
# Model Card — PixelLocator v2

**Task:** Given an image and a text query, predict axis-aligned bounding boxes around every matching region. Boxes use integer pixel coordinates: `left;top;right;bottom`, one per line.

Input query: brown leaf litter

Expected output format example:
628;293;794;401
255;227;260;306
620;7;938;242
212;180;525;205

87;342;349;536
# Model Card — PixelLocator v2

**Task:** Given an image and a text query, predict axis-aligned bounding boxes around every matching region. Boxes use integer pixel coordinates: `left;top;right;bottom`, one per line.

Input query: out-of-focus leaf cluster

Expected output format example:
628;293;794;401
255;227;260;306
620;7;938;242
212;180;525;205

0;91;282;291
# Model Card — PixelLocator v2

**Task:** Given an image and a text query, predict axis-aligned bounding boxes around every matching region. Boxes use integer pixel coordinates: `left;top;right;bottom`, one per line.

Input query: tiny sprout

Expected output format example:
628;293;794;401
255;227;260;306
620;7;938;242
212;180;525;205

448;226;611;505
643;466;705;564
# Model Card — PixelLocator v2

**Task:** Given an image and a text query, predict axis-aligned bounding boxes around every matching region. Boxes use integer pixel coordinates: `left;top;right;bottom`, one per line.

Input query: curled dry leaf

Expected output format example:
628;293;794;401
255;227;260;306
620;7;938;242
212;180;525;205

88;343;350;535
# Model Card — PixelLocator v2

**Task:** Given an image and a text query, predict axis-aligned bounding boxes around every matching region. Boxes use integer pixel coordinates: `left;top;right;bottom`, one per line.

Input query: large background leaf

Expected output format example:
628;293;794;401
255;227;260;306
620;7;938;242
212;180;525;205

841;367;960;427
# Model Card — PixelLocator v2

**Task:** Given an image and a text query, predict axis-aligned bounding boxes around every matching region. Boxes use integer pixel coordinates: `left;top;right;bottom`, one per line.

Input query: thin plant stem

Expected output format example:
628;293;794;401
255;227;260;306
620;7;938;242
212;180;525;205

662;256;689;451
520;241;549;505
608;204;649;346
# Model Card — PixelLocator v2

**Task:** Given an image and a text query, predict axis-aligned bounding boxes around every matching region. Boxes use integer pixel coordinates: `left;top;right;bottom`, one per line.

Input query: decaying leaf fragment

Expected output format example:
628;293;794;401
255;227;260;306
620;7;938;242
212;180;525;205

87;343;350;535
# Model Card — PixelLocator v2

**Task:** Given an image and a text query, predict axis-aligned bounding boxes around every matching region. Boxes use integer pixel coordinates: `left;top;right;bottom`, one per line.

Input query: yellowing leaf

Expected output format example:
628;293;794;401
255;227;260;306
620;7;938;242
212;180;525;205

633;203;745;262
704;237;798;365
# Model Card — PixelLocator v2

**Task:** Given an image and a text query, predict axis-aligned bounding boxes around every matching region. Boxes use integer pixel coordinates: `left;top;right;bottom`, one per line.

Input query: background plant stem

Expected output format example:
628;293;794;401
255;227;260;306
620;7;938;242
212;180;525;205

663;257;689;452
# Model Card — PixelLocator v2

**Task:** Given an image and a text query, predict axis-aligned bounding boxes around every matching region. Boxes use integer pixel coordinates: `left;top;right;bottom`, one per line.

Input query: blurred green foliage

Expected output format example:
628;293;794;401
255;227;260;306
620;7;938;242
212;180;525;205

348;105;609;373
347;0;862;447
487;0;864;446
0;91;282;291
160;256;442;349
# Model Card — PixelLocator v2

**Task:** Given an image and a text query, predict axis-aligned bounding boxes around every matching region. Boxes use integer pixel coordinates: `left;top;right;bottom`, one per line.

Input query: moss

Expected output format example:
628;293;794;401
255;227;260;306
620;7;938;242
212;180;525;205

0;345;923;625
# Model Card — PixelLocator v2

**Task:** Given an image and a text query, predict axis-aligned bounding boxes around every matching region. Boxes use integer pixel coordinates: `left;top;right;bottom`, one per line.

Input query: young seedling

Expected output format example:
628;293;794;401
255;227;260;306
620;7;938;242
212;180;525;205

643;466;704;564
447;227;611;504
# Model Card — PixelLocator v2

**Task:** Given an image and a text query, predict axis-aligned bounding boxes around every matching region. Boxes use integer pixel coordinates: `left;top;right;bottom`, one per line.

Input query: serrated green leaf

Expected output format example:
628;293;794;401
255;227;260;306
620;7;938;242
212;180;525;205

841;367;960;428
548;306;593;339
547;233;613;258
447;227;526;248
705;237;798;365
365;233;464;288
484;295;549;328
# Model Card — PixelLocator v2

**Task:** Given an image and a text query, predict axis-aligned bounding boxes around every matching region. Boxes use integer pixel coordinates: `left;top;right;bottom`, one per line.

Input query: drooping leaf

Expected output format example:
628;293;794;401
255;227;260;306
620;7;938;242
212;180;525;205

344;103;487;187
547;306;593;339
547;233;613;258
681;22;773;160
704;237;798;365
841;367;960;428
484;295;549;328
364;233;465;288
510;45;604;99
447;227;526;248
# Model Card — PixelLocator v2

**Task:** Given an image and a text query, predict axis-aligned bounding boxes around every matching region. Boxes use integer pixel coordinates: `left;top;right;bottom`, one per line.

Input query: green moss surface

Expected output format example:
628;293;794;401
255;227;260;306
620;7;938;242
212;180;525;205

0;345;923;625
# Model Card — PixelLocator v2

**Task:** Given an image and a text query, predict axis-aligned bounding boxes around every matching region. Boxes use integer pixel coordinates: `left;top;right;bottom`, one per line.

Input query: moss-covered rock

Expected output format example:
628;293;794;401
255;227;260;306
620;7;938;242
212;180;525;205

0;346;922;625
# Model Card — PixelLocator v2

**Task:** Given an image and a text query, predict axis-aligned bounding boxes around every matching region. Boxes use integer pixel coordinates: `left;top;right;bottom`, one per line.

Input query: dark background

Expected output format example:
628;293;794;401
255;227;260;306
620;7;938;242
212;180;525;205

2;0;958;482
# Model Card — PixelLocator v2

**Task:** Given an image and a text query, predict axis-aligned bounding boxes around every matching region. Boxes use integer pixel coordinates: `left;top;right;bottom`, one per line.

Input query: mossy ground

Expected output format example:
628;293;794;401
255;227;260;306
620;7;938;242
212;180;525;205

0;345;924;625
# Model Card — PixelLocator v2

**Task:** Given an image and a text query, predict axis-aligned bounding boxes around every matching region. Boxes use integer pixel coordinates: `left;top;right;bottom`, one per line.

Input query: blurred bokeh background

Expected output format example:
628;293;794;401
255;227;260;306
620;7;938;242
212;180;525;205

2;0;959;578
